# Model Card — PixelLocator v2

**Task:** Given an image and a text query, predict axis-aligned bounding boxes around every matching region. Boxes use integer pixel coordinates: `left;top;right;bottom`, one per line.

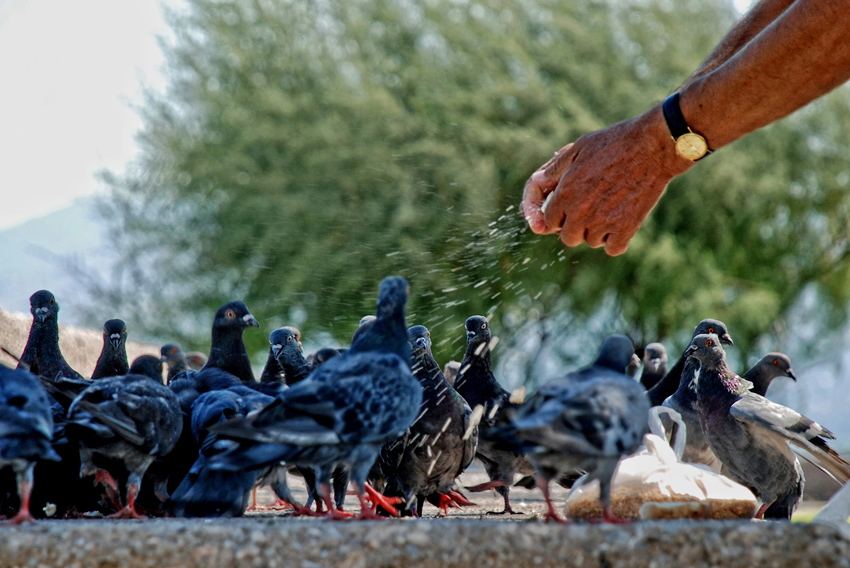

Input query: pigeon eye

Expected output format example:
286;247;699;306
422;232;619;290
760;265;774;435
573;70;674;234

171;348;177;355
286;336;292;343
707;327;714;333
49;299;55;305
482;323;487;329
427;332;430;338
773;359;780;366
705;339;713;347
225;309;236;319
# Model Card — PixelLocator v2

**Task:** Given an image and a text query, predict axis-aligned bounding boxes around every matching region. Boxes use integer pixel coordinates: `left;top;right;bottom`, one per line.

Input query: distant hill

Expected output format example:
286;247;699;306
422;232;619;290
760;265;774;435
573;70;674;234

0;196;110;326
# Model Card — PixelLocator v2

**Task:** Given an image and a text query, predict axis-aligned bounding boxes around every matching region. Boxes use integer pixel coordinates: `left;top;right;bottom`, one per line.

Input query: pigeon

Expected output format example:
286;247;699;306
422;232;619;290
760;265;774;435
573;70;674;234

209;276;422;520
91;319;130;380
255;328;292;386
169;385;275;517
200;301;260;384
309;347;341;368
0;364;60;523
647;318;733;407
269;327;312;386
453;315;535;515
129;355;166;383
443;361;461;387
161;344;189;382
743;353;796;397
659;320;734;471
63;371;183;518
688;333;850;519
488;335;649;523
17;290;84;381
638;343;667;390
377;325;477;517
185;352;207;371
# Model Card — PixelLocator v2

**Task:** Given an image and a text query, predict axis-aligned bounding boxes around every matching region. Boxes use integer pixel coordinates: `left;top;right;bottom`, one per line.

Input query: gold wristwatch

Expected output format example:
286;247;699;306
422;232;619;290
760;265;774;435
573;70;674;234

662;92;712;161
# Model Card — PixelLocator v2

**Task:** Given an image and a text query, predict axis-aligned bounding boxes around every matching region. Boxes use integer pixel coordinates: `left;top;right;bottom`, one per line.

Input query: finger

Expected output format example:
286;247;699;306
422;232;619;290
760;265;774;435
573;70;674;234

559;218;586;248
542;143;576;182
584;227;609;249
603;232;633;256
520;174;553;234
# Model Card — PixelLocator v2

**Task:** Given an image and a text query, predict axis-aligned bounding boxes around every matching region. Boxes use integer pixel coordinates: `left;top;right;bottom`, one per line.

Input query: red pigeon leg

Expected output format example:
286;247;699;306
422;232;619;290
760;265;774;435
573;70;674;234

319;483;353;520
538;476;569;524
3;467;36;525
362;482;402;517
465;479;505;492
107;476;146;520
446;490;476;507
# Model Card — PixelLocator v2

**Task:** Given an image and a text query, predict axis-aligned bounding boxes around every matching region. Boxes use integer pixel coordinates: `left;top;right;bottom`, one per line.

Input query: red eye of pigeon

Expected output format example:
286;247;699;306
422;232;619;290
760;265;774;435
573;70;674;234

225;309;236;319
773;359;780;366
171;348;177;355
706;339;713;347
708;327;714;333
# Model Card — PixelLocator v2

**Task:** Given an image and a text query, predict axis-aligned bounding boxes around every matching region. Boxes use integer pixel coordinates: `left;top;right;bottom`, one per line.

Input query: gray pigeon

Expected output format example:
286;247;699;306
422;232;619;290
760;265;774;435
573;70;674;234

0;365;60;523
656;319;734;470
638;343;667;390
647;318;733;407
688;333;850;519
161;344;189;383
489;335;649;523
209;276;423;520
742;353;796;397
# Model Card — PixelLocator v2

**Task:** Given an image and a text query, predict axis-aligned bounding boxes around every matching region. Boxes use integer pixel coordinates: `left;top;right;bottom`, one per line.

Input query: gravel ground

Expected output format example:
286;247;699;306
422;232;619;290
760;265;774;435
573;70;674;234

2;470;848;568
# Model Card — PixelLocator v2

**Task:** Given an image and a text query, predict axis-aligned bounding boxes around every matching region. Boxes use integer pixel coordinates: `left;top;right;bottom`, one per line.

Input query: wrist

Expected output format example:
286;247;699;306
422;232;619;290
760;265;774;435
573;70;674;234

662;92;713;161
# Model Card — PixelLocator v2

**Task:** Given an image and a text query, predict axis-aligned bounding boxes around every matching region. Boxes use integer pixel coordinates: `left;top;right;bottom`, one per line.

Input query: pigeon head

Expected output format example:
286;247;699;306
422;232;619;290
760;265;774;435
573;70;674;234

375;276;409;320
161;343;186;366
685;333;727;365
103;319;128;351
269;327;300;363
29;290;58;324
281;325;303;351
312;347;340;366
213;301;260;331
129;355;165;383
594;334;639;372
351;316;377;345
465;315;491;346
753;353;796;382
693;319;733;346
408;325;432;354
185;352;207;370
642;342;667;373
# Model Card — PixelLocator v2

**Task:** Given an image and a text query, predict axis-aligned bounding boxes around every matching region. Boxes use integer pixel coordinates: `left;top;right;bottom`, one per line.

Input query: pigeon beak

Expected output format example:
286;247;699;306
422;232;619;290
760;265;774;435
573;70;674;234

720;333;734;346
415;338;428;349
787;368;797;381
271;344;282;359
630;354;641;368
648;358;661;372
685;344;699;357
110;334;122;350
466;330;475;341
35;307;49;323
243;314;260;328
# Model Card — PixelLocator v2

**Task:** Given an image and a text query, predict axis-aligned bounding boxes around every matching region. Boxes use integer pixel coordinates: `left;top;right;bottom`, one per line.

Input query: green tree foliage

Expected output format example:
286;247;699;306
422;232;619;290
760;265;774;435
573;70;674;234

96;0;850;373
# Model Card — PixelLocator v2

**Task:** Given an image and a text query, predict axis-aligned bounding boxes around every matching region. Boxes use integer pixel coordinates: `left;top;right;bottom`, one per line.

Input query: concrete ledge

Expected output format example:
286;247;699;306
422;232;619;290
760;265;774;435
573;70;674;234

1;518;849;568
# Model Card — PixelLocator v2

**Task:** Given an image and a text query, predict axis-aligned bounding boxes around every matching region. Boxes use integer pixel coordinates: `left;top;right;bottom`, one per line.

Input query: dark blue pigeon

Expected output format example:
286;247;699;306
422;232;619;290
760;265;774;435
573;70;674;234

91;319;129;380
200;301;260;384
0;365;60;523
453;315;534;515
208;276;422;519
377;324;477;517
17;290;84;381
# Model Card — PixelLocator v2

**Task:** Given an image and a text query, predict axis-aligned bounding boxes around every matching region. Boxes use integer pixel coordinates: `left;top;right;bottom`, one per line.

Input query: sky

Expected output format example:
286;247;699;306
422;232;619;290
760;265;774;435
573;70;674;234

0;0;168;230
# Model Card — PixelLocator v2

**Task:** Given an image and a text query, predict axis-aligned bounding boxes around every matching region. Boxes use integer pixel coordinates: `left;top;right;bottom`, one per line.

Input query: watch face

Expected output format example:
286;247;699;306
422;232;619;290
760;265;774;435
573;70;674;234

675;132;708;160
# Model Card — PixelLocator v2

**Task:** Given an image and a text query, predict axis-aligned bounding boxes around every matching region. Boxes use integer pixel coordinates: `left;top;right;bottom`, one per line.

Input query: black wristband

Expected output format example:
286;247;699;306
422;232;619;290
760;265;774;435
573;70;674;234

662;93;690;139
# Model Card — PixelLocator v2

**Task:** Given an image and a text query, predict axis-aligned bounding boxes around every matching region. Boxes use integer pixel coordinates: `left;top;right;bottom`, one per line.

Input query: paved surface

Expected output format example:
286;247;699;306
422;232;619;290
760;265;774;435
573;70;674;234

2;470;848;567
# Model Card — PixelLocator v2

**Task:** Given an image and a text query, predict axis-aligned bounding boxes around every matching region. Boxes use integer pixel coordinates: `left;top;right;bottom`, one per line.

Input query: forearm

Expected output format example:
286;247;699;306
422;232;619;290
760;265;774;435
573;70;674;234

681;0;850;150
682;0;798;89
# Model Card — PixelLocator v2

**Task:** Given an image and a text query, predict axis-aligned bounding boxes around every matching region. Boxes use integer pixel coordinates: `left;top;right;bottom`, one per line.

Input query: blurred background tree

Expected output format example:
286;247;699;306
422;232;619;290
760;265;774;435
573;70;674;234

93;0;850;383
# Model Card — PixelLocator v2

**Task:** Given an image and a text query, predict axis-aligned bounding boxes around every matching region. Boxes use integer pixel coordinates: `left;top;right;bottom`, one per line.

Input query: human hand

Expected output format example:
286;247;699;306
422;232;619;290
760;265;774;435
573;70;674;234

520;106;693;256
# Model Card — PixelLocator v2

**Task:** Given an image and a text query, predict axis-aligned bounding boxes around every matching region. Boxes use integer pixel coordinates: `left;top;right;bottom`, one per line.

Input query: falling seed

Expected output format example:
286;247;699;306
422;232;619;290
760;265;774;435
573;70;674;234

509;386;526;404
464;406;485;440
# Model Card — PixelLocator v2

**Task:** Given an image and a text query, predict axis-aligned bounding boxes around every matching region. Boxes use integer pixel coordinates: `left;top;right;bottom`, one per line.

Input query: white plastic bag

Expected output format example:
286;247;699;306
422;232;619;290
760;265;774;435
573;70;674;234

563;407;757;520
